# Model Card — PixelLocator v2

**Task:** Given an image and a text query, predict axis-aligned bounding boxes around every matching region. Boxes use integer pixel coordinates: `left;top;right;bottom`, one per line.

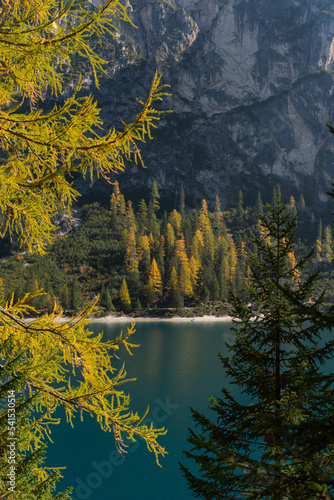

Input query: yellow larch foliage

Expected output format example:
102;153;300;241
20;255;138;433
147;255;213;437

288;250;300;283
189;256;201;288
0;0;169;473
197;200;214;260
176;237;189;266
0;0;170;255
119;278;131;305
240;241;247;262
149;259;162;293
197;200;210;233
166;223;175;251
137;235;151;263
258;220;271;246
190;229;204;262
316;239;322;262
169;209;182;236
179;263;193;297
200;199;209;217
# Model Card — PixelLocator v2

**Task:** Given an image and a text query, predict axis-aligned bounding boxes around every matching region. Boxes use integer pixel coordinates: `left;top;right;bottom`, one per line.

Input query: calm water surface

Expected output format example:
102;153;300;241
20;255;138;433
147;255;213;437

46;320;237;500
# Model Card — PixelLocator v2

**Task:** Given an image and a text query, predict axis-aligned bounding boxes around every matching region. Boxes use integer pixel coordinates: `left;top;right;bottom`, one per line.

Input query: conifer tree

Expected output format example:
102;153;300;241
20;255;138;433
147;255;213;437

149;181;160;216
125;226;139;275
172;287;184;309
110;193;118;216
219;257;229;301
189;255;200;290
169;210;183;237
138;235;151;279
125;201;136;232
175;236;189;266
137;199;148;234
316;238;322;263
228;236;238;284
166;267;178;295
179;264;193;297
119;278;131;312
166;223;176;255
103;287;115;312
110;182;122;216
181;195;334;499
149;258;162;294
145;277;156;308
215;194;222;215
323;225;333;264
191;229;205;263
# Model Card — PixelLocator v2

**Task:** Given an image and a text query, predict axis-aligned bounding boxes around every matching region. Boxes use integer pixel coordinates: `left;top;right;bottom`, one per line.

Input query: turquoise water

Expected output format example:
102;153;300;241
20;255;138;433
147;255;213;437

46;320;236;500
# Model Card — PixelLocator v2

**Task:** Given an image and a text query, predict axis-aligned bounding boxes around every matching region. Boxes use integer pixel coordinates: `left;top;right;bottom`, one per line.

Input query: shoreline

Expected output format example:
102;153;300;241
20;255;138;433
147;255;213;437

91;314;235;323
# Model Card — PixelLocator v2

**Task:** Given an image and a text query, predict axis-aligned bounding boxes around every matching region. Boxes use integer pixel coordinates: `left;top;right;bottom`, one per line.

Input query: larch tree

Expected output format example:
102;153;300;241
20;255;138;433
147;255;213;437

166;222;176;255
119;277;131;307
0;0;169;497
169;209;183;237
149;258;162;295
323;225;334;264
215;194;221;215
181;195;334;499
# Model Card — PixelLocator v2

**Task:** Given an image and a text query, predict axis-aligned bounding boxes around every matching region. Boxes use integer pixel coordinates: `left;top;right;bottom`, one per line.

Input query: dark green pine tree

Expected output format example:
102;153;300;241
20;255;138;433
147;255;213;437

254;191;264;223
101;286;115;312
180;195;334;499
149;181;160;216
137;199;148;234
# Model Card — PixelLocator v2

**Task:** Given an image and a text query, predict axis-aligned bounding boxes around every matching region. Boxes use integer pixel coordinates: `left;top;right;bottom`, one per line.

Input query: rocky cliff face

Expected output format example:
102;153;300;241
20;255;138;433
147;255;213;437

84;0;334;212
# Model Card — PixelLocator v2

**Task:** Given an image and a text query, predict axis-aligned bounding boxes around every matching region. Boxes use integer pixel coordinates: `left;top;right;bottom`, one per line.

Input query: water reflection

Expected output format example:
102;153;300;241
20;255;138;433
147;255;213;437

47;320;235;500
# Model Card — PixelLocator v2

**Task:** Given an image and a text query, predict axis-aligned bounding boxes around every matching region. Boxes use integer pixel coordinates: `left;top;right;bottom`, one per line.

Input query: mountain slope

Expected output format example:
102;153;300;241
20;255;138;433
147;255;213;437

82;0;334;213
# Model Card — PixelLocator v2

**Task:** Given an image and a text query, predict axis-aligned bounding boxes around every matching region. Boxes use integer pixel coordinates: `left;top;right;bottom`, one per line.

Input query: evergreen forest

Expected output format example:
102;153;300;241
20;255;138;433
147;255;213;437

1;181;333;318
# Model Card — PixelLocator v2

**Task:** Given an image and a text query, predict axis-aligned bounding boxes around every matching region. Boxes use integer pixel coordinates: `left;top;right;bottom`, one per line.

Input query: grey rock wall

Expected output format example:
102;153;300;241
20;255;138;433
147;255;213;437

83;0;334;212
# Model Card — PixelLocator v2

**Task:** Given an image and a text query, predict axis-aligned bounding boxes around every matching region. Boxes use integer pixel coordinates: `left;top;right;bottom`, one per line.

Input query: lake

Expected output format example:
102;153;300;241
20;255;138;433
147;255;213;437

46;319;237;500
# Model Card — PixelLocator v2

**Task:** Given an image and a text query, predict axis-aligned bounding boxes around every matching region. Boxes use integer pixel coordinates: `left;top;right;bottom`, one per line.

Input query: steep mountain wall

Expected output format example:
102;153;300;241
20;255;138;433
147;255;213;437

83;0;334;212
